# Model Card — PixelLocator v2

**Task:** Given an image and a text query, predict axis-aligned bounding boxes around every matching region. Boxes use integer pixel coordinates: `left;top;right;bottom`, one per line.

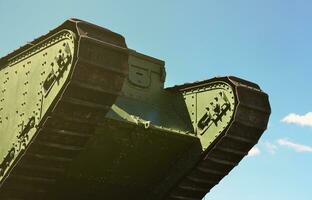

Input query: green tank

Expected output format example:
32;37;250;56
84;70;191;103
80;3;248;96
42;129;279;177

0;19;270;200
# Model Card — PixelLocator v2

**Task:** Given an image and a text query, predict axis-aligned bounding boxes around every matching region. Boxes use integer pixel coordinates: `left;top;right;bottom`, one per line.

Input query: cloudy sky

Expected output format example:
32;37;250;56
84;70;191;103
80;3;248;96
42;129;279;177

0;1;311;200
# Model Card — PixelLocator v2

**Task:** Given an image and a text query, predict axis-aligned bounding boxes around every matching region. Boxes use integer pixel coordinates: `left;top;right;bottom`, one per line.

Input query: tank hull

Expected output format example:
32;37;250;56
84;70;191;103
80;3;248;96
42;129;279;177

0;19;270;200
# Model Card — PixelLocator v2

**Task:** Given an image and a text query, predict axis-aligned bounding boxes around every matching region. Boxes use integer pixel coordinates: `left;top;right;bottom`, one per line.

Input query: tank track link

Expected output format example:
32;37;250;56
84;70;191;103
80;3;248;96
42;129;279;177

163;76;271;200
0;19;128;200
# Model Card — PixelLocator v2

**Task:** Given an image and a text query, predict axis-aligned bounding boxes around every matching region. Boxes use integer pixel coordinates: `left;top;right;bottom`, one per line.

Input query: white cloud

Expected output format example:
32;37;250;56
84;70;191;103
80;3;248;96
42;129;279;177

247;146;261;157
277;138;312;153
281;112;312;127
264;141;278;154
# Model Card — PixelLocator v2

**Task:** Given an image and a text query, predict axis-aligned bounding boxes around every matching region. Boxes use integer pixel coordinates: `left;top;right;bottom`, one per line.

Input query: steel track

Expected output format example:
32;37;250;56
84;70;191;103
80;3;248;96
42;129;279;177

0;19;128;200
163;77;270;200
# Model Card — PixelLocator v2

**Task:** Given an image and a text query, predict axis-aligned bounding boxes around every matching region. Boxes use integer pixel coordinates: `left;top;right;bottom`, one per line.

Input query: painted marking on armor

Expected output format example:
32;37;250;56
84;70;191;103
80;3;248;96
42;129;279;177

197;91;231;135
182;81;236;149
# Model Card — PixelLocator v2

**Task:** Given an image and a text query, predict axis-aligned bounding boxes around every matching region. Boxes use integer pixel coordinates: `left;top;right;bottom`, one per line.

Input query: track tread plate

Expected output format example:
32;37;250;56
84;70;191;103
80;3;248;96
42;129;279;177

0;19;128;200
162;77;270;200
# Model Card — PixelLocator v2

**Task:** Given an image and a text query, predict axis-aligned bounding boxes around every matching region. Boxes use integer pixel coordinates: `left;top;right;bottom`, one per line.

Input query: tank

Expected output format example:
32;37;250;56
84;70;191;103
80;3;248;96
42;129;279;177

0;19;271;200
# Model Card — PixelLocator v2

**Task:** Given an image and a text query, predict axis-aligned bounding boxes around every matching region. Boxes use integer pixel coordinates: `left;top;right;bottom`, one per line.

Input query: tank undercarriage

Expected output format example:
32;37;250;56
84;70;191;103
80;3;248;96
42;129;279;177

0;19;270;200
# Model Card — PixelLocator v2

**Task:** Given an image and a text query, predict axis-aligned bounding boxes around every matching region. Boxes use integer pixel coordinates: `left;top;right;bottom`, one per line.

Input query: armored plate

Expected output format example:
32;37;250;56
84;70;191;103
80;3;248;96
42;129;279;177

0;19;270;200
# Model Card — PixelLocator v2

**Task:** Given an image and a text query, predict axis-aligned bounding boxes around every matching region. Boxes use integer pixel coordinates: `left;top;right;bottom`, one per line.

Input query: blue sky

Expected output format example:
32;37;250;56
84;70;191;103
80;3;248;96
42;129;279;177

1;0;311;199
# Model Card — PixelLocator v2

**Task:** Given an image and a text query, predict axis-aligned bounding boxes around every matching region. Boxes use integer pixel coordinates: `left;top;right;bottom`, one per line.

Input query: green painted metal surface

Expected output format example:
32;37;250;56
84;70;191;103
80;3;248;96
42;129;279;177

0;19;271;200
0;30;76;182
